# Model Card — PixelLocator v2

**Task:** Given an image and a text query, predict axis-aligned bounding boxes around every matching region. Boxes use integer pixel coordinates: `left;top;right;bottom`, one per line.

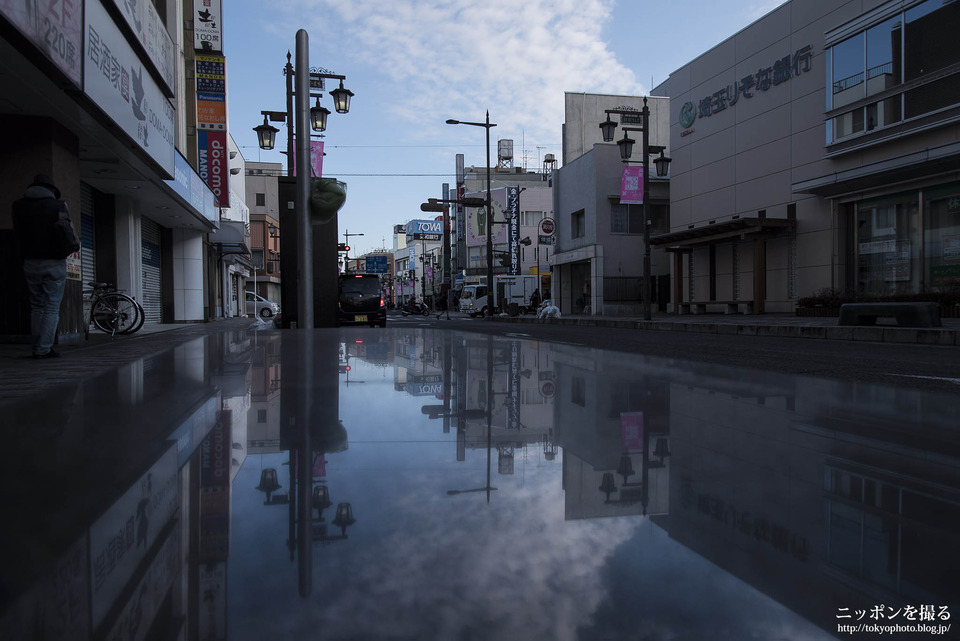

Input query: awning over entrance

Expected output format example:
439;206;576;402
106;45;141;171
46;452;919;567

209;220;251;255
792;140;960;197
651;217;795;251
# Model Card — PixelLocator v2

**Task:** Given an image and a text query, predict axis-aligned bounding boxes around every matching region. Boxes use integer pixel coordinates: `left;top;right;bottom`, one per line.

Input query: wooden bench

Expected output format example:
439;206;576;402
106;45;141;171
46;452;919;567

678;300;754;315
838;302;941;328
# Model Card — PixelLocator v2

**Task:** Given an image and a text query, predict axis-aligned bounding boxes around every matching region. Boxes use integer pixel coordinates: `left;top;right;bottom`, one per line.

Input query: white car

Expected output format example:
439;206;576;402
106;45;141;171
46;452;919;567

246;291;280;319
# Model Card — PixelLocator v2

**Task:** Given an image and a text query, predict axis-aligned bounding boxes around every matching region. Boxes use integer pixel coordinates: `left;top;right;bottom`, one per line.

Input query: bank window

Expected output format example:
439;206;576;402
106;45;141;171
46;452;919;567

571;209;585;239
827;0;960;144
923;184;960;292
855;194;919;296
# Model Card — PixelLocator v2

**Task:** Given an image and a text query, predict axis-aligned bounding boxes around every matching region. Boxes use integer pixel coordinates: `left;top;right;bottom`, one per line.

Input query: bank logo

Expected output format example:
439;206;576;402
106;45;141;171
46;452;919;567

679;101;697;129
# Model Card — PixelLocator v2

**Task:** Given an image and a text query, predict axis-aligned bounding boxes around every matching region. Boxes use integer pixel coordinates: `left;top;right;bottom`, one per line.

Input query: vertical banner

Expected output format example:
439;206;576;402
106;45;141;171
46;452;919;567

198;131;227;206
291;139;324;177
620;411;644;450
455;154;465;271
507;186;520;275
196;54;226;131
621;165;644;205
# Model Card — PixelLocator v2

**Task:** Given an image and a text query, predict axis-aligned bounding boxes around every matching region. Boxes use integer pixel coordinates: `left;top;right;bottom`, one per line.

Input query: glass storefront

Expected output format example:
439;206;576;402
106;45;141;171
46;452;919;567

854;183;960;295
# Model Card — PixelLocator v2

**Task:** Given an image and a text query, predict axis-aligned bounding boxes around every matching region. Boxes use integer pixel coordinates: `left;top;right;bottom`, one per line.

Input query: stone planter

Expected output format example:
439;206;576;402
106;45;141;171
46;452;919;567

795;306;840;317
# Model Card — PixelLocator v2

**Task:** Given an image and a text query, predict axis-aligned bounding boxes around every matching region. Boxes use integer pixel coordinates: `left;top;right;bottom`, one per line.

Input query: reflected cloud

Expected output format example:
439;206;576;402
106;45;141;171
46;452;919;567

3;324;956;640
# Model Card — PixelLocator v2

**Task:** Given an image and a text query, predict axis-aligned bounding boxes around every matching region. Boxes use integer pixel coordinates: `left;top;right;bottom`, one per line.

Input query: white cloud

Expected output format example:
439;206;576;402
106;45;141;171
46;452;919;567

279;0;643;145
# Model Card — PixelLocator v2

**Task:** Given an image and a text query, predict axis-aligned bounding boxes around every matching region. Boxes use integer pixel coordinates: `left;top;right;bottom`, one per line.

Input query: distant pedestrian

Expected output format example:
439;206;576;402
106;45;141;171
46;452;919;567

12;174;71;359
530;288;541;310
445;288;456;320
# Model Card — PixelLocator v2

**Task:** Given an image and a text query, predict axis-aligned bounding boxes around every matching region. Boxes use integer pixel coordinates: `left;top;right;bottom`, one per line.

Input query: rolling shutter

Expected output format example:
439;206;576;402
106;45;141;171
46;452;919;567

141;217;162;323
80;183;95;289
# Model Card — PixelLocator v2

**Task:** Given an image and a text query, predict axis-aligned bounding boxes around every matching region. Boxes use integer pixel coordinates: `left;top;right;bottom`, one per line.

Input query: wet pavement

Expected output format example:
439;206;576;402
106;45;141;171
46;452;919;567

1;317;958;640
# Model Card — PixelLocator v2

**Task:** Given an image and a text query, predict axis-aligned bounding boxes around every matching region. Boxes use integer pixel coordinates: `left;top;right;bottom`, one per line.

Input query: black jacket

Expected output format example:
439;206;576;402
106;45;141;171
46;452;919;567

12;186;64;260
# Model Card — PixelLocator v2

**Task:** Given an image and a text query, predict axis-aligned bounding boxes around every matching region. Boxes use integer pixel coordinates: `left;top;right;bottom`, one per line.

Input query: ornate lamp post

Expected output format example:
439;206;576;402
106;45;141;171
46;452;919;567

253;31;353;328
446;113;497;316
599;98;671;321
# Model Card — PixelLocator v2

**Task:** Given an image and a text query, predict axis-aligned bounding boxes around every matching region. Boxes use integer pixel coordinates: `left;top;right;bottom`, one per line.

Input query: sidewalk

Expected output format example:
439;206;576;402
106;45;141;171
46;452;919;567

493;310;960;346
0;316;262;402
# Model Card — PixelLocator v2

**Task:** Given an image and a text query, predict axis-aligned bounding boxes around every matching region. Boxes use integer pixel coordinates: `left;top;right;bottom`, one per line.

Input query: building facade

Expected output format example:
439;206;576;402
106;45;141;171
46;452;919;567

245;162;284;307
0;0;233;343
553;94;670;316
654;0;960;313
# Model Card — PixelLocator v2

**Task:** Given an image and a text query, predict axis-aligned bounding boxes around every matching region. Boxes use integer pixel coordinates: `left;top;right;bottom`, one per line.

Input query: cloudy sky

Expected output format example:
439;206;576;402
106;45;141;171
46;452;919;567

225;0;785;256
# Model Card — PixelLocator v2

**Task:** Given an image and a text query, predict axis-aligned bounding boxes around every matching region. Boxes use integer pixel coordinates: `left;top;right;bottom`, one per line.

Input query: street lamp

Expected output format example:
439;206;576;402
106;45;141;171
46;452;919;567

253;36;353;328
447;113;497;316
599;98;671;321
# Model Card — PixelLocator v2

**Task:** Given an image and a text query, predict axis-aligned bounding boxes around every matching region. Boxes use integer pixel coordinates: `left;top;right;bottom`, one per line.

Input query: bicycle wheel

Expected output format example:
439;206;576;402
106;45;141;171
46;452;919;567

91;293;142;334
123;298;146;335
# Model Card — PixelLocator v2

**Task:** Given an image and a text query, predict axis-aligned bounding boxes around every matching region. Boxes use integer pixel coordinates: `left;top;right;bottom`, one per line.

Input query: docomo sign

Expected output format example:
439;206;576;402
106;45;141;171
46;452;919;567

198;131;228;206
539;218;555;236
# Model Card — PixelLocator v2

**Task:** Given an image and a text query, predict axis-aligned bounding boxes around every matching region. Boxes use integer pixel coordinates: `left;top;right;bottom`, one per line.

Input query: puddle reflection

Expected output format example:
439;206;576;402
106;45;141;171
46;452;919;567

2;326;957;640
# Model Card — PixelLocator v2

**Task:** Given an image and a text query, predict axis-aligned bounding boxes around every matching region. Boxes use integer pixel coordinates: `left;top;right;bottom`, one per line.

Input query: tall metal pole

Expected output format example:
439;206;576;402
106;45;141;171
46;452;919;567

641;98;652;321
295;30;313;329
285;52;294;178
485;111;494;316
421;237;427;303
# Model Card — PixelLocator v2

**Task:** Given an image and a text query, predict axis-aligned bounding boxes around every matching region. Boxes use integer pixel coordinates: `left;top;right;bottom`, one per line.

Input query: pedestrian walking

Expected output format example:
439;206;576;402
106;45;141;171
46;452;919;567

445;287;455;320
12;174;73;359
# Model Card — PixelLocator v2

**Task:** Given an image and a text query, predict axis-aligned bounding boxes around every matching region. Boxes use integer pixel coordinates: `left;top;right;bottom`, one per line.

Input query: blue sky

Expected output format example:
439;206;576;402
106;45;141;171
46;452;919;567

225;0;785;257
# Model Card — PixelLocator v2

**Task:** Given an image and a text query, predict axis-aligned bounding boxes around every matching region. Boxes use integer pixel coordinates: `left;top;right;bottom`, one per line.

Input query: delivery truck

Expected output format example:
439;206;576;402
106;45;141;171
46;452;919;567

459;274;539;316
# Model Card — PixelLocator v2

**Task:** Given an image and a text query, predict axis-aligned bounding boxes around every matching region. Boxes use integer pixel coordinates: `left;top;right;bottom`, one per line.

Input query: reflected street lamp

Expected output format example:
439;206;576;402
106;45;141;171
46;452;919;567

599;98;671;321
447;113;497;316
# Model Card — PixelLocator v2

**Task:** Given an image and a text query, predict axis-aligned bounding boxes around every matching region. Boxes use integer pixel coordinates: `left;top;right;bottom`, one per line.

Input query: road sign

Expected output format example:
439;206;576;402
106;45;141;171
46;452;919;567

538;235;554;245
365;255;388;273
540;218;555;235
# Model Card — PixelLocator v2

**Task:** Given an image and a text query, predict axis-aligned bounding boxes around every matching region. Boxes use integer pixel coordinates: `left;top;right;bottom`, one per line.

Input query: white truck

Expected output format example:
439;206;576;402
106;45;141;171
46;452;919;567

459;274;539;316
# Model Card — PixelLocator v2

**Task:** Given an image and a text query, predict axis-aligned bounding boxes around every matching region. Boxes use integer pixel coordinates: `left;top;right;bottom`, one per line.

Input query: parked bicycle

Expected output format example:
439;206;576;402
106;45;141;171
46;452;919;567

86;282;145;335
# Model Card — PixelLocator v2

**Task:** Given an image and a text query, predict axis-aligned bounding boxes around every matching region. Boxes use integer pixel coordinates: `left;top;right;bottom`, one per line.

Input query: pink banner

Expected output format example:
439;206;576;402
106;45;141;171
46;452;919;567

292;139;325;177
620;411;644;450
620;165;644;205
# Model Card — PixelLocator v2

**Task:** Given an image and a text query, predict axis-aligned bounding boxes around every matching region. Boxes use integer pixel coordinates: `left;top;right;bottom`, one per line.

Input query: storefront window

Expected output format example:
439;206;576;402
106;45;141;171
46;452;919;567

924;184;960;292
856;193;919;295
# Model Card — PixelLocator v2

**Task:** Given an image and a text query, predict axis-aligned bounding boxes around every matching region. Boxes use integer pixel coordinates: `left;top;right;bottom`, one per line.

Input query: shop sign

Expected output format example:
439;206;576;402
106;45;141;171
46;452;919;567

84;0;175;177
108;0;175;93
680;44;812;131
198;131;227;206
406;219;442;239
193;0;222;52
0;0;82;87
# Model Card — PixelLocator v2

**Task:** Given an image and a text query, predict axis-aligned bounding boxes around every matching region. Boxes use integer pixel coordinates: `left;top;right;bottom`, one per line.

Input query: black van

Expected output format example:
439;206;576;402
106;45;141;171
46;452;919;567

338;273;386;327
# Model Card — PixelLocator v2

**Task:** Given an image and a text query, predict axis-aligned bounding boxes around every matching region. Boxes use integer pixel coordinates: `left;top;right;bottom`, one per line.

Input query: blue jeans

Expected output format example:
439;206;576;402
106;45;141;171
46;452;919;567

23;259;66;355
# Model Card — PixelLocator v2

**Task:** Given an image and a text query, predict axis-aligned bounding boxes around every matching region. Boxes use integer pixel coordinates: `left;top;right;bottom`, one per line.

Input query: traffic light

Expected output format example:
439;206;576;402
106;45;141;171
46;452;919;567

337;243;350;252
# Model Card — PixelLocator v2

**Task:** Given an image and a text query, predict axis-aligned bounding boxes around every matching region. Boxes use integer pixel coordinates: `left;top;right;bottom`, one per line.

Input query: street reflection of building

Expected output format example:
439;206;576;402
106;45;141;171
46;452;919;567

248;333;283;455
552;348;671;519
653;372;959;638
0;331;250;641
458;337;557;473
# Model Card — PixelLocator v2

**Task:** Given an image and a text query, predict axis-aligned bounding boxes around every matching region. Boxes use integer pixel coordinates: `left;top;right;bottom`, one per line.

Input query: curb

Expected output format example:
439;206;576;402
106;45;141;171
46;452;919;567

488;315;959;346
